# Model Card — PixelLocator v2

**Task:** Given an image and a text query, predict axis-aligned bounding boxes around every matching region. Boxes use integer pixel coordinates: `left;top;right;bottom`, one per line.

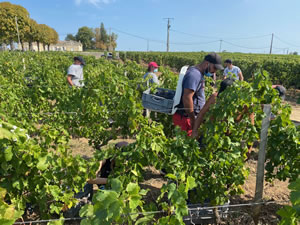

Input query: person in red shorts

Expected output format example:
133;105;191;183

173;53;224;136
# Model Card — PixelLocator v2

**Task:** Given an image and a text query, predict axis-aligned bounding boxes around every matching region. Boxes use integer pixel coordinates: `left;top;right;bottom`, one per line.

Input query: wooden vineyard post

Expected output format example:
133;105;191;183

253;104;271;224
146;109;150;118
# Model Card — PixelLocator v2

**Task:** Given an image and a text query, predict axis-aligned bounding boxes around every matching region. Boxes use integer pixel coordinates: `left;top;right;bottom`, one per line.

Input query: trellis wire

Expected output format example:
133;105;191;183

13;200;289;224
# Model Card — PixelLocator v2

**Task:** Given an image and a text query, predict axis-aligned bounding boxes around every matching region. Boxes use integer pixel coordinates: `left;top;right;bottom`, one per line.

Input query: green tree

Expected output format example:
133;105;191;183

65;33;76;41
110;32;118;51
37;24;50;51
0;2;30;50
35;23;44;52
35;24;58;51
95;23;118;50
99;22;108;43
75;26;95;50
94;27;104;50
47;27;59;51
24;19;39;51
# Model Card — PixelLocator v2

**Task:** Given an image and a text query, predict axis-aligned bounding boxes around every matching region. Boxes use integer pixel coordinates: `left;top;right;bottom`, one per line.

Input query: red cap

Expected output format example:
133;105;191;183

148;62;158;68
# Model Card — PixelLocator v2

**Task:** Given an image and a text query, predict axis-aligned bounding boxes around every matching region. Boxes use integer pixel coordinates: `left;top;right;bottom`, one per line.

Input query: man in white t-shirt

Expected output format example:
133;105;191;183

67;56;85;87
223;59;244;81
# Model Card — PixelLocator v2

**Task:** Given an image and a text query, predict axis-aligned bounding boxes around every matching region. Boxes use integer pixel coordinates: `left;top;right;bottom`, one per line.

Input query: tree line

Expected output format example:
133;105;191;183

65;23;118;51
0;2;58;51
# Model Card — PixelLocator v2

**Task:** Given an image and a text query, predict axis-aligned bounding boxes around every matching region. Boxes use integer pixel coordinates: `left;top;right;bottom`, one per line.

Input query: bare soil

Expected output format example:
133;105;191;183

286;89;300;124
66;93;299;224
68;142;291;224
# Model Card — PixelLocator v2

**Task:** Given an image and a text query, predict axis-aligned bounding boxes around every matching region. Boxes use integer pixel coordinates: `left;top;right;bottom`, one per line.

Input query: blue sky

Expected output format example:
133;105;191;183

3;0;300;53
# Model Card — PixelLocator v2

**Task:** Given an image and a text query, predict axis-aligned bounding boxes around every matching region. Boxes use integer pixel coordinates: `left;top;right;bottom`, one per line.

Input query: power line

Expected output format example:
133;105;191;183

111;27;220;47
222;40;270;50
113;27;273;50
170;29;272;41
273;47;289;50
225;34;272;41
112;27;219;46
59;27;297;52
274;35;300;48
170;40;220;46
60;28;219;47
111;27;165;44
170;29;221;39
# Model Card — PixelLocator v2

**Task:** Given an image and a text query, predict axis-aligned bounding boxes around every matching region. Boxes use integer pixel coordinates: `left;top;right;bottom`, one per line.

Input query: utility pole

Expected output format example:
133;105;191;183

147;40;149;52
269;33;274;54
219;39;223;52
109;27;112;51
164;18;174;52
15;16;21;50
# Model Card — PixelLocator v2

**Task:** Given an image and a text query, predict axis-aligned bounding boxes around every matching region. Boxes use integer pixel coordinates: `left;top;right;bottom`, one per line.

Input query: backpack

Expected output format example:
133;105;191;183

175;67;205;116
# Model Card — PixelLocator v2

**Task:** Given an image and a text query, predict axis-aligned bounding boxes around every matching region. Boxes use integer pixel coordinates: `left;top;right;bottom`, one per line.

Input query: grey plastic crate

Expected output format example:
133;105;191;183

142;88;176;114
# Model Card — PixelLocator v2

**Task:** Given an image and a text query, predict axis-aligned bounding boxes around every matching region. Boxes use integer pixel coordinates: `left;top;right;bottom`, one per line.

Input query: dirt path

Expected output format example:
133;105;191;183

290;103;300;126
286;89;300;126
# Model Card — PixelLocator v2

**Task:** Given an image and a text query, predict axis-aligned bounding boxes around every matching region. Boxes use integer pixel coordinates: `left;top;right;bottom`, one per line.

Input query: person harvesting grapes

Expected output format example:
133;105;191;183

143;61;160;85
173;53;224;136
67;56;85;87
223;59;244;81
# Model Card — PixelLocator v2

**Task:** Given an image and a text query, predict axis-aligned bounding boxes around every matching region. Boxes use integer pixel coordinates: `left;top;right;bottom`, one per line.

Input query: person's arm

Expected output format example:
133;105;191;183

152;74;159;85
250;112;255;125
237;67;243;81
238;72;244;81
235;106;246;123
67;75;74;86
191;93;217;138
87;178;107;185
87;160;107;185
182;88;196;127
235;105;254;123
223;70;227;80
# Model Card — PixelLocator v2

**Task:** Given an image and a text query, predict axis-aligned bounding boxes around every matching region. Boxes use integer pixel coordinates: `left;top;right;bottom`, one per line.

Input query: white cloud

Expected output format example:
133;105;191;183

74;0;115;7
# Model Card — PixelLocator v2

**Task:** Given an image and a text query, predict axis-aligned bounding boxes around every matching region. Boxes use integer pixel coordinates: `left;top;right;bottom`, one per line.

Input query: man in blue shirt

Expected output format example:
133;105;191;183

173;53;224;136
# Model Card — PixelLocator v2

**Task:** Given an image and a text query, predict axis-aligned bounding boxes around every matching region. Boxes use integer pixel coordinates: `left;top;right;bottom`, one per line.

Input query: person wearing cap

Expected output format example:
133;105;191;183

67;56;85;87
270;84;286;120
173;53;224;136
223;59;244;81
143;62;159;85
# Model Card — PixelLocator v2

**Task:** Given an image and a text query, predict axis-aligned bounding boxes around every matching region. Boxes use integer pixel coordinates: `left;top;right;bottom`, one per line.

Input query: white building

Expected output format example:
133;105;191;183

17;40;83;52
